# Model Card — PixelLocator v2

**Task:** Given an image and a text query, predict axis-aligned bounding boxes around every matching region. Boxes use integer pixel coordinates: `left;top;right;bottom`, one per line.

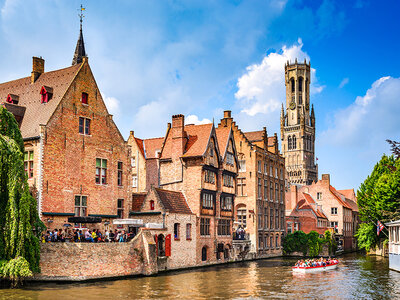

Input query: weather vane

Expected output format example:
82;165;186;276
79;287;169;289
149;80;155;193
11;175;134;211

78;4;85;27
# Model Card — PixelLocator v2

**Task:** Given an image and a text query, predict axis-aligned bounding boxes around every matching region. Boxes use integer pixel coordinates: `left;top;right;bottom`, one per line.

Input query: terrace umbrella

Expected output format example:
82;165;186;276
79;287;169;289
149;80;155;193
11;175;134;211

63;224;72;227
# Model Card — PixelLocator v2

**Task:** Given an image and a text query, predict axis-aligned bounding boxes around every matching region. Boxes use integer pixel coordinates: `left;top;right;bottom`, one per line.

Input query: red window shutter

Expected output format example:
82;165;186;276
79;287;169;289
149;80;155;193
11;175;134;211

165;234;171;257
154;235;158;256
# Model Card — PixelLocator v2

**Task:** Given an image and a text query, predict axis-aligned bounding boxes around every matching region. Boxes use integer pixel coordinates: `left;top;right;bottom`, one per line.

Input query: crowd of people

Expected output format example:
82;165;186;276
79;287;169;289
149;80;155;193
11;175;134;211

42;228;135;243
294;257;338;268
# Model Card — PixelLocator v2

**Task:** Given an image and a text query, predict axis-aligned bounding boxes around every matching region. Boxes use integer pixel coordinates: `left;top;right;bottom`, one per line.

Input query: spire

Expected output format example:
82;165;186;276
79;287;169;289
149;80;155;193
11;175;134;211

311;103;315;119
72;5;87;66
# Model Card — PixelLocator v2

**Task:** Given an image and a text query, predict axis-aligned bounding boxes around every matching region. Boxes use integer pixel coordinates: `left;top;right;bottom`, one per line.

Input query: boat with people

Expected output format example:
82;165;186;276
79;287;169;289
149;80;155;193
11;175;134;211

292;257;339;273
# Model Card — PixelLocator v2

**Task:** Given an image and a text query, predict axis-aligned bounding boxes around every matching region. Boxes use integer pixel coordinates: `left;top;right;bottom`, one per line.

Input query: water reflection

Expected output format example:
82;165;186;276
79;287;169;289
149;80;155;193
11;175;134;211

1;254;400;300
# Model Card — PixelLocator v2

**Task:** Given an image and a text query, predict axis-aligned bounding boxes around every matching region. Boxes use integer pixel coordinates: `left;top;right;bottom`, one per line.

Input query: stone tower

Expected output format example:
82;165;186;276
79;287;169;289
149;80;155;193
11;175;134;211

280;59;317;185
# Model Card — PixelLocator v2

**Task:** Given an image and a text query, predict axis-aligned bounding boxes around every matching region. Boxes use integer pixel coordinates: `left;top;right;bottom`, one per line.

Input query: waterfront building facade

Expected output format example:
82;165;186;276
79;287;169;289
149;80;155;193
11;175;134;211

1;27;131;230
285;174;359;250
387;220;400;272
280;60;318;185
218;111;286;255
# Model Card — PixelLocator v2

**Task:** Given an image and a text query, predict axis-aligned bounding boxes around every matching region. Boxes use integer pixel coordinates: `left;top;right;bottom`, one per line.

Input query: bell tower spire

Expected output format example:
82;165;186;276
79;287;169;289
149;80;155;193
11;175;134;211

72;5;87;65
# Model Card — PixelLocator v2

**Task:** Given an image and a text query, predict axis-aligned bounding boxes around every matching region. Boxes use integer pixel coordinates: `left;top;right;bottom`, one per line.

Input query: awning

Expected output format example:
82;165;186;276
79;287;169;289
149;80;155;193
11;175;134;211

145;223;164;229
67;216;102;223
113;219;143;226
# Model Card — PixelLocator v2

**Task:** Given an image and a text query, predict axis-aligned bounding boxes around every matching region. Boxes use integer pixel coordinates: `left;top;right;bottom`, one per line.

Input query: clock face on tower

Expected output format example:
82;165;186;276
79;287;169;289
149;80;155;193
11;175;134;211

289;101;296;110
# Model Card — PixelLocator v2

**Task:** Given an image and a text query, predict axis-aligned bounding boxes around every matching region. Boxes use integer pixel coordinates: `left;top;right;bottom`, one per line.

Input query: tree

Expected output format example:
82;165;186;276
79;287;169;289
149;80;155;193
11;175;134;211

0;106;44;284
356;153;400;251
387;140;400;160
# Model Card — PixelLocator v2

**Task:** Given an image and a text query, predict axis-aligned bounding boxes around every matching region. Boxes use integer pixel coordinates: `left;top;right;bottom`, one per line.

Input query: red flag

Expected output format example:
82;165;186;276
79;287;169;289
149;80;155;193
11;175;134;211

377;221;384;236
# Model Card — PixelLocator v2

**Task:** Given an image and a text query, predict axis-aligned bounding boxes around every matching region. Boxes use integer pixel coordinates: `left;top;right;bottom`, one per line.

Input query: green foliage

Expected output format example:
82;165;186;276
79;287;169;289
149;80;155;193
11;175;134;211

324;230;337;255
0;107;44;283
2;257;33;287
356;154;400;250
283;230;331;257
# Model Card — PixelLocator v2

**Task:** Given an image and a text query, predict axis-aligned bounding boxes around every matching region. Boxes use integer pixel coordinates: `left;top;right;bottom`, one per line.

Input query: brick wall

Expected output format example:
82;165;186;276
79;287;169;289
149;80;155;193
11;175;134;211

38;229;157;280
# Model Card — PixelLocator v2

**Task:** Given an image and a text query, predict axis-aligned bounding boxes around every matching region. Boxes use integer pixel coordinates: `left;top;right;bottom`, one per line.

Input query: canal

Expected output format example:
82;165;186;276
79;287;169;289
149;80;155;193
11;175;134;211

1;253;400;299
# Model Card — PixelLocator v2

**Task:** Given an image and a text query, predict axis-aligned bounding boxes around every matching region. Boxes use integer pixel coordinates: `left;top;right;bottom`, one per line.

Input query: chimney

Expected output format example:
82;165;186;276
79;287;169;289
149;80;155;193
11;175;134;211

171;114;185;158
287;185;298;211
220;110;233;128
224;110;231;118
31;57;44;84
321;174;330;186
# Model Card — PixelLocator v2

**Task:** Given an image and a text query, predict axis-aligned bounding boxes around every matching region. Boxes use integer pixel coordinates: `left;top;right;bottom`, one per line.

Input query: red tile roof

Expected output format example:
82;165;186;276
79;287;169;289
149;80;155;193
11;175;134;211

0;63;82;138
154;188;192;214
215;126;230;156
244;130;263;142
135;137;145;158
299;193;328;219
132;193;147;212
161;123;213;159
338;189;355;200
143;137;164;159
330;186;352;209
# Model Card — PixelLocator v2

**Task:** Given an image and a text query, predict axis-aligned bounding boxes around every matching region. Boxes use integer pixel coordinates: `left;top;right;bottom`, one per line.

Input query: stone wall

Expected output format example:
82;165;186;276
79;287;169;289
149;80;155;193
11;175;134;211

38;229;157;280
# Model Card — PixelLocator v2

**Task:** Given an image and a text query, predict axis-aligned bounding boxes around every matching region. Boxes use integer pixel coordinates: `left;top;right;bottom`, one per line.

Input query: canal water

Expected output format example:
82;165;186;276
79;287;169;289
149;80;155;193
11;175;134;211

1;253;400;299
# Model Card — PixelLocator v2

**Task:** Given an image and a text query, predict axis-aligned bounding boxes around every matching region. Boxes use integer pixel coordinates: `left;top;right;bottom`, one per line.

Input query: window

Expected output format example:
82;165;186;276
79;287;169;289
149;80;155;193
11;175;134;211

264;235;268;249
202;192;214;209
258;214;262;229
275;209;279;229
264;163;268;174
81;92;88;105
299;95;302;105
132;175;137;188
79;117;91;135
275;183;279;202
226;152;234;165
257;161;262;173
74;195;87;216
221;195;232;211
223;174;234;187
291;78;295;93
200;218;210;236
276;235;279;248
40;86;52;103
264;208;268;229
117;199;124;218
281;210;284;229
280;184;284;203
210;147;214;157
237;209;246;227
270;236;273;249
205;170;216;184
95;158;107;184
288;136;292;150
150;200;155;210
186;224;192;240
292;135;297;149
275;168;278;178
270;182;274;201
257;178;262;199
238;160;246;172
317;192;322;200
299;77;303;92
24;150;34;178
330;221;339;233
270;208;274;229
218;219;231;236
237;178;246;196
174;223;180;240
117;162;123;186
270;166;273;176
264;180;268;200
331;207;338;215
259;236;263;249
131;157;136;168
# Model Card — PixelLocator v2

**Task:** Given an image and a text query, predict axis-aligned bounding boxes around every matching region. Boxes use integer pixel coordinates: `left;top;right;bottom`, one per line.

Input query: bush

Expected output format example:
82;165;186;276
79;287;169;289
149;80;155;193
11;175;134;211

283;230;334;257
1;257;33;287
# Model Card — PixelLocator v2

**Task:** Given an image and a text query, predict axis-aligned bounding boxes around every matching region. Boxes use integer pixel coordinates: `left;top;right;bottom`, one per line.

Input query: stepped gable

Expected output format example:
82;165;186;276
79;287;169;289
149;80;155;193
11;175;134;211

0;63;82;138
143;137;164;159
268;136;276;147
215;126;230;156
132;193;147;212
154;188;192;214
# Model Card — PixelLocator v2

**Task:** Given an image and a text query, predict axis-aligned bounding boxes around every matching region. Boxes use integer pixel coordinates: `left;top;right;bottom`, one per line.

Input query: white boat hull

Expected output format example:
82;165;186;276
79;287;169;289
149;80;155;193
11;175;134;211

292;263;338;273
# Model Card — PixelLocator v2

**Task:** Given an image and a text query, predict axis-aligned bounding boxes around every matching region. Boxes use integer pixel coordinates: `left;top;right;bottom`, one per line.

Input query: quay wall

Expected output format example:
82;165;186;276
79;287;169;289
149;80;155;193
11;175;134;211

37;229;157;280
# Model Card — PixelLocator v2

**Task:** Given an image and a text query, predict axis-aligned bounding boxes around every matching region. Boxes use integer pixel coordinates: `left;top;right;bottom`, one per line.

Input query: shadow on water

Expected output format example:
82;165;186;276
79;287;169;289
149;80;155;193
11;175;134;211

1;253;400;300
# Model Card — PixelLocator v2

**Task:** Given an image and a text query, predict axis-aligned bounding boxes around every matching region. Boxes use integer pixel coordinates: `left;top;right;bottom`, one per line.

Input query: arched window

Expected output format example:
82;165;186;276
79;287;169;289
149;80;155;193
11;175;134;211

290;78;295;93
298;77;303;92
150;200;155;210
288;136;292;150
292;135;297;150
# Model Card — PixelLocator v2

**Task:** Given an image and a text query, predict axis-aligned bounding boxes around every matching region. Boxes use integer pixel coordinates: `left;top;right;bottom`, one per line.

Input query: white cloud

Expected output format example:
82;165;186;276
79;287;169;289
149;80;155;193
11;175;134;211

235;38;324;117
102;93;120;117
185;115;211;125
339;77;349;88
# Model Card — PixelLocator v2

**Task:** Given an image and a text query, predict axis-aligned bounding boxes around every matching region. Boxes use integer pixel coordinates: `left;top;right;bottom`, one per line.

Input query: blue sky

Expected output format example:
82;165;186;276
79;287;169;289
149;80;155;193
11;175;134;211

0;0;399;191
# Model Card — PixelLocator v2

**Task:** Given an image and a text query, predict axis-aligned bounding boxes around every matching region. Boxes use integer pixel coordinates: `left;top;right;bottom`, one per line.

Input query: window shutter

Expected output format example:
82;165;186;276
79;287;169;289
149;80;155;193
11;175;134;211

165;234;171;257
154;235;158;256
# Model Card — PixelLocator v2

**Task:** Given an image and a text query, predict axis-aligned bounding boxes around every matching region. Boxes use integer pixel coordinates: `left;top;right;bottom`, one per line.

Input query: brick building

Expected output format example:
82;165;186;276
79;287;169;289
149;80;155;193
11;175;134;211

137;114;238;263
131;187;197;269
218;110;286;256
285;174;359;251
286;185;329;235
1;26;131;230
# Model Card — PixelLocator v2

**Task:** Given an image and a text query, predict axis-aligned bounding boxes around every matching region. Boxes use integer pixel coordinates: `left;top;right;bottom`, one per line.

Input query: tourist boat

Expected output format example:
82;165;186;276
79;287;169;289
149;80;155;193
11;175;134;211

292;262;338;273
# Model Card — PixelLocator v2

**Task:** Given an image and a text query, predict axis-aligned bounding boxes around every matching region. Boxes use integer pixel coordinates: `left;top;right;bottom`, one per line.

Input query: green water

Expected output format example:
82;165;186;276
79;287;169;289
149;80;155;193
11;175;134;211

1;253;399;299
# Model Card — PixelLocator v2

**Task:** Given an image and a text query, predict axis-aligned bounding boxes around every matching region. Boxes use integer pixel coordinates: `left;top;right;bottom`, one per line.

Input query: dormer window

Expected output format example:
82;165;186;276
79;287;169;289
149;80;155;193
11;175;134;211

6;94;19;105
40;86;53;104
81;92;88;105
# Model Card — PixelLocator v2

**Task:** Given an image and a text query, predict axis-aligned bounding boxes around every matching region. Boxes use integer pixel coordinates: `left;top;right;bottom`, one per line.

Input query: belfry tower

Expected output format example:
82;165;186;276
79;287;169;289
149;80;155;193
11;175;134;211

280;59;318;185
